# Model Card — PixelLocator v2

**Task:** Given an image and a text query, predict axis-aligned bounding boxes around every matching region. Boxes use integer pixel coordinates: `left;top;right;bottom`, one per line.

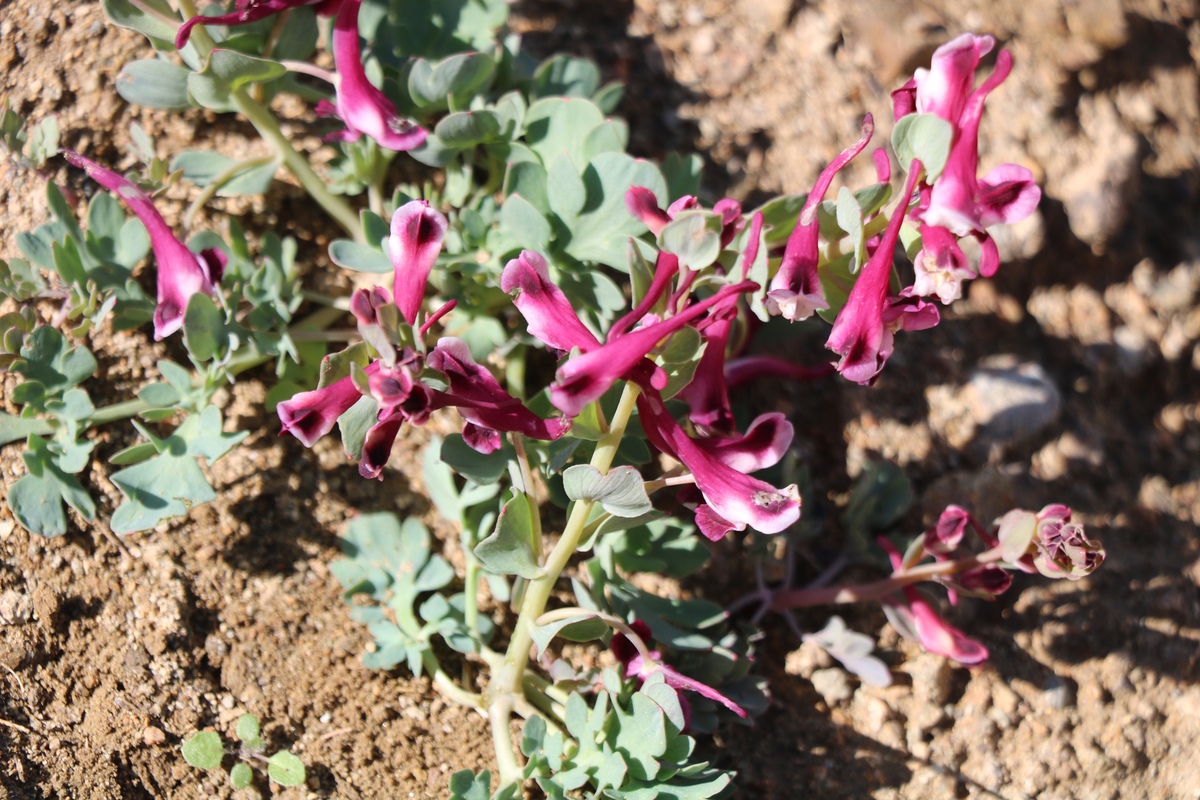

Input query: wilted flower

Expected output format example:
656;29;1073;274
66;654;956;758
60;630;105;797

1032;504;1105;580
63;149;223;340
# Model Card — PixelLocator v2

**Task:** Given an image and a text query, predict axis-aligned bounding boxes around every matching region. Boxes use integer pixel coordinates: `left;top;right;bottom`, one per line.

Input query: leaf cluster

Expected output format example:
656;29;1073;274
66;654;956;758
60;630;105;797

181;713;306;790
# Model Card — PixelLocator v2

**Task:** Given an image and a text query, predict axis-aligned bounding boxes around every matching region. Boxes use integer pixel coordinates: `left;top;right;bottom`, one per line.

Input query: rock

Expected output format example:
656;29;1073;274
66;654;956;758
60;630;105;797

1041;674;1076;710
0;590;32;624
142;726;166;746
929;357;1061;455
966;358;1062;447
810;668;854;706
1113;325;1157;375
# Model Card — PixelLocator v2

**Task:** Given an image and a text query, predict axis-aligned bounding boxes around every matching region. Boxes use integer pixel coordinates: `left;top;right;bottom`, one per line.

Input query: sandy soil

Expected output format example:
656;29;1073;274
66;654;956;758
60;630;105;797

2;0;1199;798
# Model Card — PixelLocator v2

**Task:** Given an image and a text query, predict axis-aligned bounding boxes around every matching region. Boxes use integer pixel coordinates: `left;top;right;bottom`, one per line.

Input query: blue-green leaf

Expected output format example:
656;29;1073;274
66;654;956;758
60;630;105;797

891;113;953;181
329;240;392;273
117;59;192;110
474;494;542;579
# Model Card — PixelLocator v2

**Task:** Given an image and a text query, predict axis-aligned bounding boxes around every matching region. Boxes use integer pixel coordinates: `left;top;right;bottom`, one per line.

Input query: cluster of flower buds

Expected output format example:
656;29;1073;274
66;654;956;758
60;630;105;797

878;503;1104;665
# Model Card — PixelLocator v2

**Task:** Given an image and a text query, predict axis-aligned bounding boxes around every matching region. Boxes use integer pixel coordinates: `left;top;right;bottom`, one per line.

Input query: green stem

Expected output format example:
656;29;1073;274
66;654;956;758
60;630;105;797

487;381;642;787
183;154;279;230
175;0;363;242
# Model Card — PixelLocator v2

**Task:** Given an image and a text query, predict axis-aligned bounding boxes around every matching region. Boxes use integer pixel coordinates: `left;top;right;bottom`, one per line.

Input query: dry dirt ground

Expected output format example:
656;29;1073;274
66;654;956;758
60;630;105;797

2;0;1200;798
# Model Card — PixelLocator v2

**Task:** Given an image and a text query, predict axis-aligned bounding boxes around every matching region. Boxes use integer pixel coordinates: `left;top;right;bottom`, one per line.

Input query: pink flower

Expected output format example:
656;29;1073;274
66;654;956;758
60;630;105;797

902;588;989;665
896;34;1040;277
624;188;744;247
359;407;404;479
549;281;758;418
611;621;748;719
427;338;571;450
766;115;874;321
328;0;427;151
499;251;600;353
638;390;800;540
676;213;764;431
277;361;378;447
175;0;342;50
692;412;793;473
389;200;448;325
63;149;223;340
825;166;926;384
911;224;976;303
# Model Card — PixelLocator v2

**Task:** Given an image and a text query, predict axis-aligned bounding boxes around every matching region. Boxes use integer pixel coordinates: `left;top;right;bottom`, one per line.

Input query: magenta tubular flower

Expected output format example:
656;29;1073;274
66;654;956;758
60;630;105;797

676;213;763;430
612;621;748;719
63;149;222;340
900;34;1040;258
924;505;970;556
903;587;989;665
766;115;874;322
625;186;675;235
551;280;758;418
176;0;342;49
825;166;923;384
329;0;427;151
277;362;378;447
359;407;404;480
692;412;793;472
350;285;391;328
677;308;736;431
389;200;448;325
911;223;975;303
427;338;570;448
638;390;800;540
609;251;681;339
500;250;600;353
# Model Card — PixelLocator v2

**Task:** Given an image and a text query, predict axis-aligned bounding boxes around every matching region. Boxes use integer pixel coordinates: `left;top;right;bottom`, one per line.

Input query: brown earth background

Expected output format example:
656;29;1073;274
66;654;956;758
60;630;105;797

2;0;1200;798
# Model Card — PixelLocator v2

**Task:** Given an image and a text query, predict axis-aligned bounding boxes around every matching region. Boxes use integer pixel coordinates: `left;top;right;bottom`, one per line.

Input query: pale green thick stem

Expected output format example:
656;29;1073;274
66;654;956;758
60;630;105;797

487;382;642;786
175;0;363;241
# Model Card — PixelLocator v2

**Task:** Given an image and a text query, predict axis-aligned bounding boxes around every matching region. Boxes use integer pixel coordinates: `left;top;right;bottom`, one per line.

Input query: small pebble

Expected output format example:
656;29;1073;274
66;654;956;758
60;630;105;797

1042;674;1076;710
142;726;166;746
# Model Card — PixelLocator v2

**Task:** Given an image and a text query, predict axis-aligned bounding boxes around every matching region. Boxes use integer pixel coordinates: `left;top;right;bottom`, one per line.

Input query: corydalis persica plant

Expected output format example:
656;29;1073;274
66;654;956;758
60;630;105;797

62;149;223;339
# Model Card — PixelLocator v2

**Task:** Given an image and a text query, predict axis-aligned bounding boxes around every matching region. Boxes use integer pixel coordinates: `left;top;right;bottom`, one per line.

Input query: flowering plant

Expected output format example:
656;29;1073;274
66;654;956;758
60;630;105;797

0;2;1102;793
